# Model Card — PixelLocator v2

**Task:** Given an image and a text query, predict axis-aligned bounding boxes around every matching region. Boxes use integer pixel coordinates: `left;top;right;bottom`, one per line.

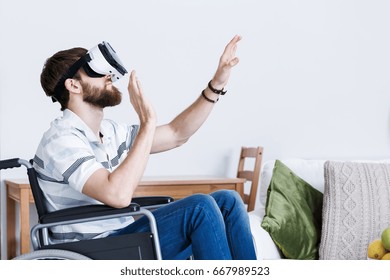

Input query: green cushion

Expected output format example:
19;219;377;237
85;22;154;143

261;160;323;259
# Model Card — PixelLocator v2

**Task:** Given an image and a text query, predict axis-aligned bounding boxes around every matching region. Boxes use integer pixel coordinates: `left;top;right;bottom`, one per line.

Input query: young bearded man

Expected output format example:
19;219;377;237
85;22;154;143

34;35;256;259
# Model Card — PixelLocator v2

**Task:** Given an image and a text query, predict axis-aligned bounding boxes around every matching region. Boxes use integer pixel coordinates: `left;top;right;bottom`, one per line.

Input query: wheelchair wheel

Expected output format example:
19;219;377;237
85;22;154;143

12;249;91;260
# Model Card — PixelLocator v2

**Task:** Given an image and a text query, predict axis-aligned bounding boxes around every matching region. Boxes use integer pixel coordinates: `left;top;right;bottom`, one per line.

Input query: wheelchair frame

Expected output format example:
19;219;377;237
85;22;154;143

0;158;170;260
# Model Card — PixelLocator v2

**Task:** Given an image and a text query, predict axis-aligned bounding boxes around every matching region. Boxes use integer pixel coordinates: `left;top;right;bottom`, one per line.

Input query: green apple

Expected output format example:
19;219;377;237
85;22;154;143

381;227;390;251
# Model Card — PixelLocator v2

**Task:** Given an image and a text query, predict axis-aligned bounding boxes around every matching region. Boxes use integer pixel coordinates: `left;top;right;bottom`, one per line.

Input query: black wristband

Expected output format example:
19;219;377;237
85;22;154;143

208;80;227;95
201;90;219;103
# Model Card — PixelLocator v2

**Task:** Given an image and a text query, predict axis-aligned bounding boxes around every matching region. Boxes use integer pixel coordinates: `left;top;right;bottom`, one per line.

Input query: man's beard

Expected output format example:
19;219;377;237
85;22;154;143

81;81;122;108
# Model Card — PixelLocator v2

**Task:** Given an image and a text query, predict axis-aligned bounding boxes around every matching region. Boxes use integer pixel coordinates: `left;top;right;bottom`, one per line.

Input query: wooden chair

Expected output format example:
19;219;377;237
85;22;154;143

236;146;263;212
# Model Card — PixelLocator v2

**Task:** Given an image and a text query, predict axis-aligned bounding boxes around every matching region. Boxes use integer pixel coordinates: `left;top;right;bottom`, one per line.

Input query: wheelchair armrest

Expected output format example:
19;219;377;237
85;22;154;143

39;203;140;224
131;196;174;207
31;203;163;259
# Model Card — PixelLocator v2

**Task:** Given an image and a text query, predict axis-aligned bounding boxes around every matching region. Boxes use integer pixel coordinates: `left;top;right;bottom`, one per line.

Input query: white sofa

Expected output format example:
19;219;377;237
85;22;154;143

248;158;390;260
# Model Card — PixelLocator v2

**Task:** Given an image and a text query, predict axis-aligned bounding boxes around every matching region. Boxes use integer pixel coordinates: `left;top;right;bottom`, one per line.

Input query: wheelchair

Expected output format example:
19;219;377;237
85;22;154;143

0;158;173;260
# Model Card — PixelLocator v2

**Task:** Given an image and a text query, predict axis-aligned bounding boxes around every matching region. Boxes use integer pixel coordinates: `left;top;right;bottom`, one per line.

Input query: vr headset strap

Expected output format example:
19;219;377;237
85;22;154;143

52;54;92;103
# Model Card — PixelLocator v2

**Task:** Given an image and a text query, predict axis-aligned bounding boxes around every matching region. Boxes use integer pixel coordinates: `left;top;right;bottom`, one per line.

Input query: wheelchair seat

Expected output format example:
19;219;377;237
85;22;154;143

0;158;173;260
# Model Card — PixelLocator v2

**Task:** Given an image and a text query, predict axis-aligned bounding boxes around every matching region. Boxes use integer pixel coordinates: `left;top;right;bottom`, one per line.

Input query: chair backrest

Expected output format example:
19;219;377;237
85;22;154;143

236;146;263;212
27;160;49;218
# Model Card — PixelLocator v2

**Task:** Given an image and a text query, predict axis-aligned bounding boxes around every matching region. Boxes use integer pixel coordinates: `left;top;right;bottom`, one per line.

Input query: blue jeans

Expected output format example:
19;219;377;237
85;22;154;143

110;190;256;260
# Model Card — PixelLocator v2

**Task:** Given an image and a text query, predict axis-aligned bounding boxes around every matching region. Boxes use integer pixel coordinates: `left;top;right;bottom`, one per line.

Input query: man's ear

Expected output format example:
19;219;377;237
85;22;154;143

64;78;81;93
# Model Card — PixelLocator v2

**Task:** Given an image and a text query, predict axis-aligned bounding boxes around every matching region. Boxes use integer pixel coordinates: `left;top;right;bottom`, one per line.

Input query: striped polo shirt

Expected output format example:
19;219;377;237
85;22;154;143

33;109;139;242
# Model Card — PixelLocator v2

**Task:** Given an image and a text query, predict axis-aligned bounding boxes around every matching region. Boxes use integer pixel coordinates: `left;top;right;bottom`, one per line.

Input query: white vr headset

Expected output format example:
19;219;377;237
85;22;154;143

52;41;128;102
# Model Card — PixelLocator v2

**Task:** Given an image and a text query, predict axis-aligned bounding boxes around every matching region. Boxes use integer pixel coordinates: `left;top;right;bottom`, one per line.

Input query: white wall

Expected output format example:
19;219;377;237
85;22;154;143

1;0;390;259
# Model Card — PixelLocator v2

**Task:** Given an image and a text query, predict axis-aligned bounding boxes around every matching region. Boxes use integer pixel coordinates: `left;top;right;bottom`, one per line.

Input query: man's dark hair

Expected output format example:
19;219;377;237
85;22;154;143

40;47;87;111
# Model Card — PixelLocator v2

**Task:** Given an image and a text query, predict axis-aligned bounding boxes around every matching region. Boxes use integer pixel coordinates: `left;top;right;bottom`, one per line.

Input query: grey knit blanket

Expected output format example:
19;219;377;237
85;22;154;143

320;161;390;259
